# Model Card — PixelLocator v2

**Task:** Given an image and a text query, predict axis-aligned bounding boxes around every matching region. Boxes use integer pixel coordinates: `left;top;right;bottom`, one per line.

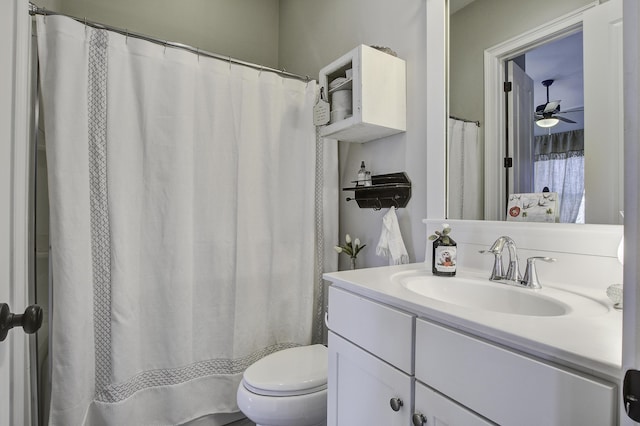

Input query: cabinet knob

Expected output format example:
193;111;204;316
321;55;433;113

389;397;403;412
412;413;427;425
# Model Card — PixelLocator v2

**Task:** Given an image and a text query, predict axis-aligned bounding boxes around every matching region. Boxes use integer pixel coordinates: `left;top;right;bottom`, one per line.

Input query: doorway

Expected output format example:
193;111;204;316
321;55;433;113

505;30;585;223
484;1;623;224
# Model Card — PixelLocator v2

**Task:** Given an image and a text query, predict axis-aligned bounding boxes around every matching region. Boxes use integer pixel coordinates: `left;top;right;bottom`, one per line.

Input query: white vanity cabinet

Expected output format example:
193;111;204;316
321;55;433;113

327;284;618;426
413;381;493;426
328;332;412;425
415;319;617;426
327;286;414;425
319;44;406;143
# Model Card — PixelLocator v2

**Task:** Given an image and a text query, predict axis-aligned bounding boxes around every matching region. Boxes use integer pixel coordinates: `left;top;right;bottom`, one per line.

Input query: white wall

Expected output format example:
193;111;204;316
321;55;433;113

46;0;280;68
279;0;428;269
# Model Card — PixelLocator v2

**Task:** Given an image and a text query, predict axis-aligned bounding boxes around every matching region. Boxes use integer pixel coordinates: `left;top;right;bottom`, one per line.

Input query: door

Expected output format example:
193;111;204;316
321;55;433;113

583;0;623;225
1;0;35;425
621;0;640;424
327;331;412;426
506;61;535;203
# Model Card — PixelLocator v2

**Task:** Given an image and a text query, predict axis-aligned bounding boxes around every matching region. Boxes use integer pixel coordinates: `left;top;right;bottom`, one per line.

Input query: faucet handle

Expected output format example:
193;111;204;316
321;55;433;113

522;256;556;289
479;249;504;280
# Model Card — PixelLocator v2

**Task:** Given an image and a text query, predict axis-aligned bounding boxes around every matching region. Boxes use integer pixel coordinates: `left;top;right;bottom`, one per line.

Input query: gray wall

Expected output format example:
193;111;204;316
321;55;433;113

51;0;280;68
449;0;593;129
279;0;428;269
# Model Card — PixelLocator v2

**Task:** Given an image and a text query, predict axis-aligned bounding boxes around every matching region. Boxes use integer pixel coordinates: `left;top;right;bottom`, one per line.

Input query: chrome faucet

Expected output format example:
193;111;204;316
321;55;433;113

485;236;521;283
481;236;556;289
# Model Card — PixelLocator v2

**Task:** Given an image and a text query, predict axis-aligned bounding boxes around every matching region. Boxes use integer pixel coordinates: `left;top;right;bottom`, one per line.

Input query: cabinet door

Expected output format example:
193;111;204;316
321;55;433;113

414;381;494;426
328;331;412;426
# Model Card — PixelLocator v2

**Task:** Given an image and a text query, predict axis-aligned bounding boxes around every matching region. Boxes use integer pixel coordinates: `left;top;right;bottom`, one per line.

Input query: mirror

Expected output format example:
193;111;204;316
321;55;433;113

447;0;623;225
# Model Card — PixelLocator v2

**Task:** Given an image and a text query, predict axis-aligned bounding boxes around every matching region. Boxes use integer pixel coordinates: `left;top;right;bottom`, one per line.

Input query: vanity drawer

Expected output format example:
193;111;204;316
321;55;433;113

415;319;616;426
328;286;414;374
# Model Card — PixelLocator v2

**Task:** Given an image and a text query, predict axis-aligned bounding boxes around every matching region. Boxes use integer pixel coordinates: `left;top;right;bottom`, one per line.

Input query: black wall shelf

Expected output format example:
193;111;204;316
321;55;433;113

343;172;411;210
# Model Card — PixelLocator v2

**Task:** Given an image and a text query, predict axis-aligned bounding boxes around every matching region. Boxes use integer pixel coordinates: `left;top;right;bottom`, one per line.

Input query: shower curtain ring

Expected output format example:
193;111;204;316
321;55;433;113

196;48;200;62
125;29;129;44
259;66;263;76
163;42;167;54
228;56;232;70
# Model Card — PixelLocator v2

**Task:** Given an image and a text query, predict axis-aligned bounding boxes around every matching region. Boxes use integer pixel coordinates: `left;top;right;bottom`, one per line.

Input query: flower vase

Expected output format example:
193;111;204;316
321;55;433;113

350;257;357;270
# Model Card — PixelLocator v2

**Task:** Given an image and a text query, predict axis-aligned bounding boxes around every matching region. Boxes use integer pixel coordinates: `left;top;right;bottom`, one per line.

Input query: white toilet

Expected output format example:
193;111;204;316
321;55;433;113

236;344;328;426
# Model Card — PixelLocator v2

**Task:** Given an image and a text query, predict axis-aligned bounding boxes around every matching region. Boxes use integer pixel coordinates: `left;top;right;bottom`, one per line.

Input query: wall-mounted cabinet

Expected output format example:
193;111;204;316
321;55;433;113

319;45;406;143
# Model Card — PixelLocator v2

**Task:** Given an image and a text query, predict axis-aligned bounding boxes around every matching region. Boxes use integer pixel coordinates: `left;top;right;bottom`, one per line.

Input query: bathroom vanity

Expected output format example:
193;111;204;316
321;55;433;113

324;220;623;425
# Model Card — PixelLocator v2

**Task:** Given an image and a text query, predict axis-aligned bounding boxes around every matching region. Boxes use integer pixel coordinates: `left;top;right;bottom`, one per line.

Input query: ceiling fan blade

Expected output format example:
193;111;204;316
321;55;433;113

543;101;560;113
556;116;577;124
560;106;584;113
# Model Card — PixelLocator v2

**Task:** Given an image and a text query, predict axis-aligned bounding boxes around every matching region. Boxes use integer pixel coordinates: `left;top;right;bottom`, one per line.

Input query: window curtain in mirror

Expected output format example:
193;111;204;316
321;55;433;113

448;118;483;219
533;130;585;223
37;15;331;426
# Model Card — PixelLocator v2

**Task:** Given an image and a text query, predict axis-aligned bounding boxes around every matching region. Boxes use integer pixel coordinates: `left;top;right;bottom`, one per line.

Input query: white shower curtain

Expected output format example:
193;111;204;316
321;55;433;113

448;118;483;219
534;130;585;223
37;15;332;426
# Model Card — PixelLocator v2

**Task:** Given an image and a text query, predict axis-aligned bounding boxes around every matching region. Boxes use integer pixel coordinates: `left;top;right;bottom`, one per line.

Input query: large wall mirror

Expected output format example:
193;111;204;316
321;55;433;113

447;0;623;225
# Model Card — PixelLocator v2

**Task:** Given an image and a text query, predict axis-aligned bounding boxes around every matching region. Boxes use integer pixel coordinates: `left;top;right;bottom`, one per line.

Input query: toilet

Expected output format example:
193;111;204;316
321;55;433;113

236;344;328;426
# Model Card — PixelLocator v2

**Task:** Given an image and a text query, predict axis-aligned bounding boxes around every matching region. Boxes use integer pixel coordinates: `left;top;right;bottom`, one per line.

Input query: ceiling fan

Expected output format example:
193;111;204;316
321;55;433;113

534;79;578;127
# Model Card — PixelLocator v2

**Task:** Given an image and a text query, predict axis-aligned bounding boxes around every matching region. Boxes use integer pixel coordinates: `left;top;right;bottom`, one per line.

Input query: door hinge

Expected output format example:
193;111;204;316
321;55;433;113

504;157;513;168
504;82;512;92
624;370;640;421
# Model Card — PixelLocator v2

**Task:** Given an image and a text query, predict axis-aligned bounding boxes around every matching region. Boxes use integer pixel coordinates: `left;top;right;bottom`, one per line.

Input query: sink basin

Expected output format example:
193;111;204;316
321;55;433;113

392;271;608;317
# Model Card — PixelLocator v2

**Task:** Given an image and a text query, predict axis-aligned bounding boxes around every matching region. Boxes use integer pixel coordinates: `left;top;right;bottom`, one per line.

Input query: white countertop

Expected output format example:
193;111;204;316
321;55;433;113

324;263;623;382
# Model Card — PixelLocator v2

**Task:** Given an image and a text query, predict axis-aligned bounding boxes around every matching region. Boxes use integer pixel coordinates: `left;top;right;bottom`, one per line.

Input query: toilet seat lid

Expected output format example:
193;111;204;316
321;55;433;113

243;344;328;396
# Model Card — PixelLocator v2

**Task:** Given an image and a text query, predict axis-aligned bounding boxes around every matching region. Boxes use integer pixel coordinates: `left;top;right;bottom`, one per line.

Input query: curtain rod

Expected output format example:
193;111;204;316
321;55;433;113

449;115;480;127
28;3;312;83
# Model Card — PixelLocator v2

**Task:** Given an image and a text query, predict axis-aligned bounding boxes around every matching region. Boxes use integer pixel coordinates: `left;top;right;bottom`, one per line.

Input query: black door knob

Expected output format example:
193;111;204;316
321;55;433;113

0;303;43;342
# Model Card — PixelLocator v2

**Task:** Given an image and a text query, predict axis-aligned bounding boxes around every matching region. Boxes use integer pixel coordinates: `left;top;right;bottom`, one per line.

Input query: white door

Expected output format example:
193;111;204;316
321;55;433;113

583;0;624;225
1;0;35;425
327;332;412;426
507;60;535;200
621;0;640;424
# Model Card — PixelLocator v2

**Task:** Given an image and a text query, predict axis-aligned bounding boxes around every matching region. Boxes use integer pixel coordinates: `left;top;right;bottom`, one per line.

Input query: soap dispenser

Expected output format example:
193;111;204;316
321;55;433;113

428;223;457;277
357;161;367;186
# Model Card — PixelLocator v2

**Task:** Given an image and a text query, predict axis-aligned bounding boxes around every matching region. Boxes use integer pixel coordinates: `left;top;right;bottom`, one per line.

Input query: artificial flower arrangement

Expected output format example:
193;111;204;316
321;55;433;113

428;223;453;244
334;234;366;269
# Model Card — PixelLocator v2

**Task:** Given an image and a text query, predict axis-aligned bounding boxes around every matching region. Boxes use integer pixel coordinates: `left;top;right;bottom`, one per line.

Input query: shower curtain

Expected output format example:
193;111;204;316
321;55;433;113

37;15;336;426
534;129;585;223
448;118;483;219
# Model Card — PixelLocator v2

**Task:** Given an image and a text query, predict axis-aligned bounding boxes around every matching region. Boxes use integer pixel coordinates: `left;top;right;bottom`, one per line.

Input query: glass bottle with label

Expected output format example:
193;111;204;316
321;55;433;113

429;224;457;276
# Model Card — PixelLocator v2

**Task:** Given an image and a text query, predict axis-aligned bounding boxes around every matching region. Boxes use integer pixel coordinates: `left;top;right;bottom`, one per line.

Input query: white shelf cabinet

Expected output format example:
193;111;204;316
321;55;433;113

319;45;406;143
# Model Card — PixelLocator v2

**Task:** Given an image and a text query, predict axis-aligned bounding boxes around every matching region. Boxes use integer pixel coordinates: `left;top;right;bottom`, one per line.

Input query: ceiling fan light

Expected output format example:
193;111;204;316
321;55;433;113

536;117;560;128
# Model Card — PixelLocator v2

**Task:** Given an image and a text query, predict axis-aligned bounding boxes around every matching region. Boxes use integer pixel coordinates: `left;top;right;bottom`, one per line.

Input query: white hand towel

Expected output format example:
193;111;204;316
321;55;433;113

376;207;410;265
